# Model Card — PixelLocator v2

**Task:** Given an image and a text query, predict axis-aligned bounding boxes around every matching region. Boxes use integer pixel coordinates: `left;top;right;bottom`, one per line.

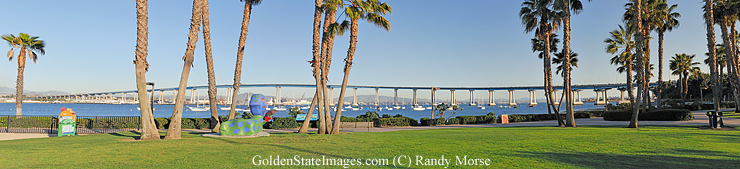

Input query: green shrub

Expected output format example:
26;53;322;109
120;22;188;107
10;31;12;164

456;116;477;124
268;117;300;129
504;113;590;123
603;109;693;121
375;117;418;127
357;112;380;119
154;118;169;129
446;118;460;125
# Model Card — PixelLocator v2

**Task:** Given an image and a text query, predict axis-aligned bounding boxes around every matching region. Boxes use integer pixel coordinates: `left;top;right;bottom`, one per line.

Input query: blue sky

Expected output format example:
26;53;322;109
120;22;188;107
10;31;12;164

0;0;720;100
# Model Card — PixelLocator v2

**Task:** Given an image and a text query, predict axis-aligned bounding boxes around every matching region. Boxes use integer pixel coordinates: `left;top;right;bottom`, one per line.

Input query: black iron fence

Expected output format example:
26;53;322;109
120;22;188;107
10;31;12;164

0;115;140;134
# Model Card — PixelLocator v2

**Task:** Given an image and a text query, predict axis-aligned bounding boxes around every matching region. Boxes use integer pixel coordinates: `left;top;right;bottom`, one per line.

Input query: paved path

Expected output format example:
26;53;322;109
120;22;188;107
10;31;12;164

2;109;737;141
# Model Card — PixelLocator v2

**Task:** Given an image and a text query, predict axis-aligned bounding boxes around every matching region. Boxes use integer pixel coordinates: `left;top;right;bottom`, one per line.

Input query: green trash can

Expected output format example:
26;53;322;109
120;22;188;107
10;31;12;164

58;118;76;136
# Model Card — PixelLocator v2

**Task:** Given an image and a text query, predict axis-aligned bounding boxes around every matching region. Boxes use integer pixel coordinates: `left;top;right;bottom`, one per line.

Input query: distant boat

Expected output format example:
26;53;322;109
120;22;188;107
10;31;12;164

219;107;231;111
393;105;401;110
386;106;393;111
351;107;360;111
412;106;425;111
137;107;156;111
187;106;209;111
300;106;310;110
273;106;287;111
344;105;352;109
480;106;486;110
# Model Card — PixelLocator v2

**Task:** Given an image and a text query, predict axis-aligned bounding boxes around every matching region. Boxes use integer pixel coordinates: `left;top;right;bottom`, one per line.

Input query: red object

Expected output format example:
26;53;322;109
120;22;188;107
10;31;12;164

501;114;509;124
60;107;66;111
264;116;272;122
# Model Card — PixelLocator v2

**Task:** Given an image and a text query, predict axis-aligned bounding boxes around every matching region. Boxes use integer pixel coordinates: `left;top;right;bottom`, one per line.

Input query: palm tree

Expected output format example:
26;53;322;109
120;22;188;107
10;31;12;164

655;0;680;109
299;0;324;134
628;0;646;128
624;0;662;112
320;0;343;134
331;0;391;134
520;0;564;126
228;0;263;120
2;33;44;118
553;50;578;77
132;0;159;140
554;0;590;127
704;44;726;76
714;0;740;110
704;0;722;116
670;53;701;101
165;0;203;140
530;34;562;119
201;0;220;133
605;25;635;105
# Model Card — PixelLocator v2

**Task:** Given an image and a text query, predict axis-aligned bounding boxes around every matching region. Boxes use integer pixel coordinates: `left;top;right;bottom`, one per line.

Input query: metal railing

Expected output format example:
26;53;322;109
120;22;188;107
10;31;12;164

1;115;140;134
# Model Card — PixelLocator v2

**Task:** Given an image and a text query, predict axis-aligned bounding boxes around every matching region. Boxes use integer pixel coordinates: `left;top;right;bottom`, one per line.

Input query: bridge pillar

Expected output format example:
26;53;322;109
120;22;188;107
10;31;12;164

551;90;559;105
450;90;456;106
431;88;437;106
225;87;231;104
573;89;583;105
603;90;608;105
353;88;358;107
488;90;496;106
393;89;399;107
374;88;379;107
618;88;629;104
329;88;335;106
275;87;281;105
508;90;516;106
159;91;164;104
594;89;607;105
469;90;476;106
413;89;418;106
190;89;195;104
172;90;177;104
528;90;538;107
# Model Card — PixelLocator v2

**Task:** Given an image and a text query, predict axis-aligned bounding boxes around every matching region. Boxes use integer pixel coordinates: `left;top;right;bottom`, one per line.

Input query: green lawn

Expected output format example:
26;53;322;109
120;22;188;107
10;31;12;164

722;111;740;118
1;126;739;168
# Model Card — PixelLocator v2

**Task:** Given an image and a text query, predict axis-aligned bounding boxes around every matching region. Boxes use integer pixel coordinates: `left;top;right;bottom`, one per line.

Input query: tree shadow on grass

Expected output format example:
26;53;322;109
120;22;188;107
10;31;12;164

108;131;140;140
514;151;740;168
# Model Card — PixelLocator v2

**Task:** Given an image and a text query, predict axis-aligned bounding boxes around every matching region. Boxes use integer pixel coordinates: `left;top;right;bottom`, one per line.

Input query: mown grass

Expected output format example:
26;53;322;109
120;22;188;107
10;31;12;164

1;126;739;168
722;111;740;118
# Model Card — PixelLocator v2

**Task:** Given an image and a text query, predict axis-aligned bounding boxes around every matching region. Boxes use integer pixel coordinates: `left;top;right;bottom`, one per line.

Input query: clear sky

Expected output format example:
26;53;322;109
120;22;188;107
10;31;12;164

0;0;722;100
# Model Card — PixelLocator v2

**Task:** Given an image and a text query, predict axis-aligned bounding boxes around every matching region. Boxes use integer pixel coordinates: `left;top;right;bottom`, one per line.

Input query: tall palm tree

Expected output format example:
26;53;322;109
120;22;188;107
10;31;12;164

554;0;590;127
704;44;726;76
228;0;263;120
320;0;343;134
553;50;578;77
628;0;646;128
331;0;391;134
132;0;159;140
520;0;564;126
655;0;680;109
2;33;44;118
531;34;562;119
300;0;324;134
715;0;740;109
704;0;722;115
201;0;220;133
625;0;662;111
670;53;701;101
165;0;203;140
605;25;635;105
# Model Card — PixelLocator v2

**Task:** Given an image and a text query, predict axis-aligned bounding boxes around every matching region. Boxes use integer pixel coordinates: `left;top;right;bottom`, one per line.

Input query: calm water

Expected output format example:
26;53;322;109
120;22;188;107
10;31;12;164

0;102;609;120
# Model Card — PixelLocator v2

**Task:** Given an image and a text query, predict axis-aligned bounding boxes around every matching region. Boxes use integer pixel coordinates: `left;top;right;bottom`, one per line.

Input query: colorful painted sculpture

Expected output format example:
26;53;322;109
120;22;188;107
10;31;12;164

219;94;268;136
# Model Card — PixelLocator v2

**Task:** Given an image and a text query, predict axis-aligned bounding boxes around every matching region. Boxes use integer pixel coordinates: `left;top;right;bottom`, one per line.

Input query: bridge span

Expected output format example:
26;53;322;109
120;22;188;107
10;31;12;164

40;83;657;107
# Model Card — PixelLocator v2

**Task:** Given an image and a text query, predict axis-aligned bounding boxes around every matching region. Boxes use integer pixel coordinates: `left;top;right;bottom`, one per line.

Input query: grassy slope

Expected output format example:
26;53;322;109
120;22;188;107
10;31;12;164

1;126;739;168
722;111;740;118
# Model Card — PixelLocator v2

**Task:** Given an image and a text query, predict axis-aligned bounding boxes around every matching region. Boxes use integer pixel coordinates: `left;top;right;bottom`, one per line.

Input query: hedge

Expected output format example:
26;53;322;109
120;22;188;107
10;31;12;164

499;113;591;123
374;117;418;127
267;117;300;129
603;109;693;121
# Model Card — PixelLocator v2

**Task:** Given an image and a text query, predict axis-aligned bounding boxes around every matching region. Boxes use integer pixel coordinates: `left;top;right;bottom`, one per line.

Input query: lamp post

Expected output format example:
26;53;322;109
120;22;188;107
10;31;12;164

146;82;154;112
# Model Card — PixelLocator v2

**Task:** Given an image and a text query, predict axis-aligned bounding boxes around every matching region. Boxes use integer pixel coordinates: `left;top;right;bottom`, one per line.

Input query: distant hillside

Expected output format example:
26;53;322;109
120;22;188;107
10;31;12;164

0;86;70;95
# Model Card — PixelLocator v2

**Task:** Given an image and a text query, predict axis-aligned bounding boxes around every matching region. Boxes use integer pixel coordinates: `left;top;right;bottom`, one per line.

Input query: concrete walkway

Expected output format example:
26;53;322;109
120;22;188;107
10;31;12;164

2;109;737;141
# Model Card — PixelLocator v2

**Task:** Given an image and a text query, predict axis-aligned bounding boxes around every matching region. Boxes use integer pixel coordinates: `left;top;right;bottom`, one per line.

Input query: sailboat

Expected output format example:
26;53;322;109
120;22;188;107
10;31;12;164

187;91;210;111
412;105;425;111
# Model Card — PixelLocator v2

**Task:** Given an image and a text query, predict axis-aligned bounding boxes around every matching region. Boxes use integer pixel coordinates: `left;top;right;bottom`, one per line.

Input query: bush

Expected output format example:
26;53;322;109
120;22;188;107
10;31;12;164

154;118;169;129
580;111;604;117
603;109;693;121
504;113;591;123
446;118;460;125
456;116;478;124
357;112;380;120
375;117;418;127
419;118;446;126
268;117;300;129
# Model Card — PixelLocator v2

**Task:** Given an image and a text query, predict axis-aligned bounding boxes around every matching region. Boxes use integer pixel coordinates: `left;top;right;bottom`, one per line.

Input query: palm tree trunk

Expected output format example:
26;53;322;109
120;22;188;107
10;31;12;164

643;35;651;111
229;1;253;120
15;48;25;118
298;92;318;133
321;9;338;133
543;32;563;126
627;57;634;105
562;3;575;127
134;0;159;140
658;31;664;109
165;0;202;139
332;18;359;134
704;0;721;115
719;18;739;111
629;0;644;128
300;0;323;134
201;0;220;133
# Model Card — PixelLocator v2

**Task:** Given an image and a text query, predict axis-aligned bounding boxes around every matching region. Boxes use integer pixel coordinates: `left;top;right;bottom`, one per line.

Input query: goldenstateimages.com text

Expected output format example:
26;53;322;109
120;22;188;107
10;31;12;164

252;155;491;168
